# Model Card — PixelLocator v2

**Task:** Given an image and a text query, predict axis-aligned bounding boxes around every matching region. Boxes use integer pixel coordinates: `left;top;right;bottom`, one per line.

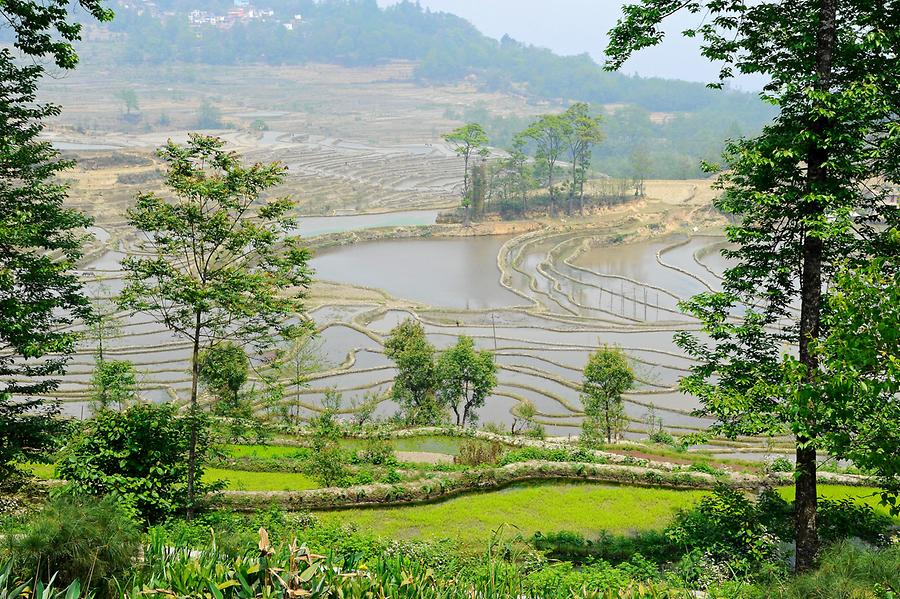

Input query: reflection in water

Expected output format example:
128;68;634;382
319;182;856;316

312;236;523;309
56;228;756;446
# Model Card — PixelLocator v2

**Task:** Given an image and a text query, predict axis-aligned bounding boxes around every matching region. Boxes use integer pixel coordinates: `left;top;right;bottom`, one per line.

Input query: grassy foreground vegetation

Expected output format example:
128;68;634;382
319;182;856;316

318;482;707;545
25;463;319;492
204;468;318;492
777;485;898;521
3;485;897;598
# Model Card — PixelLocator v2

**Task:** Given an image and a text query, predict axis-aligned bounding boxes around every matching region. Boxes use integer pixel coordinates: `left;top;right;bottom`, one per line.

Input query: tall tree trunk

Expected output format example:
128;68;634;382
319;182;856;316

795;0;836;573
461;381;470;426
548;164;556;217
606;399;612;444
186;309;202;520
462;152;471;226
568;159;576;216
521;176;527;214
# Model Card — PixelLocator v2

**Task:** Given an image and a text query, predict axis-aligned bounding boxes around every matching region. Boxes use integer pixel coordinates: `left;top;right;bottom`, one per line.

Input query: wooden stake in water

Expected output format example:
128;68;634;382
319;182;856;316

491;312;498;352
644;286;648;321
632;286;637;319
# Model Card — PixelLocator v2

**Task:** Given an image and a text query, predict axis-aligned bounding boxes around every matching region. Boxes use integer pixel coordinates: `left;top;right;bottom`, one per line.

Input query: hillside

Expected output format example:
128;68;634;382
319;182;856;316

72;0;776;178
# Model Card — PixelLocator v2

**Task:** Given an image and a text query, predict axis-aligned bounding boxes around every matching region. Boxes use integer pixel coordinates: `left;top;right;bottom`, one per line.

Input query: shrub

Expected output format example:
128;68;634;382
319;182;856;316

357;435;397;467
688;462;724;477
817;498;892;546
2;495;140;596
649;430;676;446
497;446;608;466
305;411;347;487
348;470;375;486
57;404;220;522
532;531;593;560
481;421;506;435
771;540;900;599
766;457;794;473
665;485;780;574
524;424;546;439
756;489;892;547
381;468;402;484
454;440;504;466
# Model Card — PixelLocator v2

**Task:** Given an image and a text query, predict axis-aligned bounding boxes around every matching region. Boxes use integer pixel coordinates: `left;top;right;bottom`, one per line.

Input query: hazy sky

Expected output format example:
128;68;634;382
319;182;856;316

377;0;756;87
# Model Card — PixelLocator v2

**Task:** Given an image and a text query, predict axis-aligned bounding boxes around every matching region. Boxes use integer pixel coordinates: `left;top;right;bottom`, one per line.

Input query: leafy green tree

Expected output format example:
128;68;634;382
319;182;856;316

581;346;634;445
0;0;111;479
90;359;138;412
435;336;497;427
199;342;268;444
199;342;250;416
817;253;900;509
120;134;313;516
307;390;347;487
280;332;322;425
443;123;489;225
58;404;219;523
384;319;439;424
349;390;382;428
608;0;900;570
522;114;568;216
499;136;532;214
510;401;537;435
562;103;604;214
629;145;651;198
470;158;488;217
87;289;123;362
197;99;222;128
116;88;139;115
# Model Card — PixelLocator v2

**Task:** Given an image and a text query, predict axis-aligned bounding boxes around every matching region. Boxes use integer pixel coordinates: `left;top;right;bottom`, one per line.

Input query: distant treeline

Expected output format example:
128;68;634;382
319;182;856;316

95;0;774;178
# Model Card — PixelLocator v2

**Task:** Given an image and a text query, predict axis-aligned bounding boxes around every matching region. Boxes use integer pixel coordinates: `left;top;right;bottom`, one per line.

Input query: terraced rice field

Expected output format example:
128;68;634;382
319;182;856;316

31;62;792;462
47;205;794;461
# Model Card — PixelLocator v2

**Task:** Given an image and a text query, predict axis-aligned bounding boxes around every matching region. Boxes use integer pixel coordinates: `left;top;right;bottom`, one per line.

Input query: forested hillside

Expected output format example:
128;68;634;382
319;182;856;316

91;0;775;178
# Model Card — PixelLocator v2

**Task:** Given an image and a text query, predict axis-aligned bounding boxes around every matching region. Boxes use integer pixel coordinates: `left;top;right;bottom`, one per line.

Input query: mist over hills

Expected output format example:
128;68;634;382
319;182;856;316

75;0;774;178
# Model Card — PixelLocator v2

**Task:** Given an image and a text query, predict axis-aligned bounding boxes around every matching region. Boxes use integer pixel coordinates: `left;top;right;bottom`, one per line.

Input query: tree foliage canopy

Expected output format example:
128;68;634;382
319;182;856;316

435;336;496;427
383;319;439;425
58;404;219;523
0;0;112;476
121;134;313;351
608;0;900;570
581;346;634;445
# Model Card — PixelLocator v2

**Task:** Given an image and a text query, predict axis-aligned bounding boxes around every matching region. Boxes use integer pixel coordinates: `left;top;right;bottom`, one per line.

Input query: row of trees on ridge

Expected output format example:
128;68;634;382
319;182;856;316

443;103;639;223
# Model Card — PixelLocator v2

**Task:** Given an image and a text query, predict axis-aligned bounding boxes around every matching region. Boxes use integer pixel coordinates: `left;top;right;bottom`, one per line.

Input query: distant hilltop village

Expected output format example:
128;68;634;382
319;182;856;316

115;0;304;31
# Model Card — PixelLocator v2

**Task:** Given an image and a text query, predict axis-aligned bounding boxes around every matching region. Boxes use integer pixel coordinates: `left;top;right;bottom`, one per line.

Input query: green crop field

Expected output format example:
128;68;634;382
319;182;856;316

204;468;318;491
24;463;318;492
317;482;708;546
220;444;311;459
777;484;899;521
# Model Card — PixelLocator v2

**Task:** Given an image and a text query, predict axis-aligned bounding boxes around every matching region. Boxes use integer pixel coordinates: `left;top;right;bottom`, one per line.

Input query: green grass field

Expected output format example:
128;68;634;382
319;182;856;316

317;482;708;546
24;463;318;492
222;436;470;459
777;484;899;521
202;468;318;491
220;444;310;459
23;462;55;479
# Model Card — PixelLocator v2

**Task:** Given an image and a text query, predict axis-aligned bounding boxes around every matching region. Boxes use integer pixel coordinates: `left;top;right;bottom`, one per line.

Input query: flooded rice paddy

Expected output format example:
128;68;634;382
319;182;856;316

47;212;786;458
